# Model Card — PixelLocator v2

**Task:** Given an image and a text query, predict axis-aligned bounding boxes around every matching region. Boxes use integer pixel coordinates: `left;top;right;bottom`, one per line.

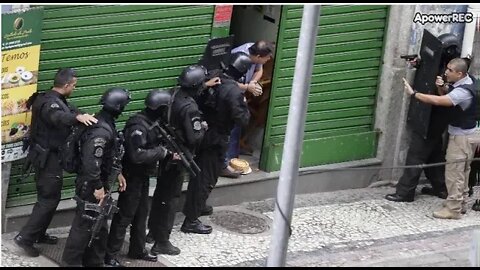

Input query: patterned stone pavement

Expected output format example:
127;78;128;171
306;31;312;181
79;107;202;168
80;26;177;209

1;244;41;267
161;185;480;267
2;184;480;267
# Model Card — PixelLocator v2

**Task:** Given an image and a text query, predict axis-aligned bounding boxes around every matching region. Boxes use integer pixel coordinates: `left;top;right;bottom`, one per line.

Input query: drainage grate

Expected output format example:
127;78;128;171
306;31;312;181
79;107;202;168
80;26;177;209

36;238;166;267
209;210;270;234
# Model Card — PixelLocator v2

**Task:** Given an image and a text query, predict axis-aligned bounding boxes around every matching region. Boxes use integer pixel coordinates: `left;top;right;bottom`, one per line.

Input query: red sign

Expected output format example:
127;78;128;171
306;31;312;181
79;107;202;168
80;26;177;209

214;5;233;26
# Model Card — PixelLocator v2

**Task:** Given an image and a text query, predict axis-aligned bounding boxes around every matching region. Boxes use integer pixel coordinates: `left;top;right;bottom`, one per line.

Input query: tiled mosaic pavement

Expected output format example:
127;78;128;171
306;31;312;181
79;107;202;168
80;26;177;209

159;186;480;267
3;185;480;267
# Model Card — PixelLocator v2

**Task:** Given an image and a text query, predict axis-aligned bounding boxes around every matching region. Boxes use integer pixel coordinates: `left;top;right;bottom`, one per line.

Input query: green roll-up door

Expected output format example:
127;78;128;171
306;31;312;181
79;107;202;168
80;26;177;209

260;5;389;172
7;5;215;207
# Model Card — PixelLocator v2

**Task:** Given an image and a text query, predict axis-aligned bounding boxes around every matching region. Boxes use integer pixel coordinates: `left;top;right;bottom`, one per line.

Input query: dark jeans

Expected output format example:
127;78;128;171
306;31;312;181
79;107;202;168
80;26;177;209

106;172;150;258
396;130;447;197
19;152;63;243
62;178;108;267
224;124;241;168
183;145;223;221
148;164;185;242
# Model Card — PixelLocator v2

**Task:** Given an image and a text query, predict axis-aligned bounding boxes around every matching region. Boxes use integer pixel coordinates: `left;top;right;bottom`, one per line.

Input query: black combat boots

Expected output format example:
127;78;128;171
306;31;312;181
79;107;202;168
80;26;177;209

151;241;180;256
14;234;40;257
35;233;58;245
181;218;212;234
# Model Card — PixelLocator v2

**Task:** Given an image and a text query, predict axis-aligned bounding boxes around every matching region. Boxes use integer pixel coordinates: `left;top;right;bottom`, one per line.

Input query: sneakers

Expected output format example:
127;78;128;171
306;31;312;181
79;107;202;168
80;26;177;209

181;219;212;234
14;234;39;257
219;166;241;179
200;205;213;216
151;241;181;256
433;207;461;219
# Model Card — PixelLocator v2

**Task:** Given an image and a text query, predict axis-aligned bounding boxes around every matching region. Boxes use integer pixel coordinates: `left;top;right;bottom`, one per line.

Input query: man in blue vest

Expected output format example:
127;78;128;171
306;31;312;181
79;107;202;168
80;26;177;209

403;58;477;219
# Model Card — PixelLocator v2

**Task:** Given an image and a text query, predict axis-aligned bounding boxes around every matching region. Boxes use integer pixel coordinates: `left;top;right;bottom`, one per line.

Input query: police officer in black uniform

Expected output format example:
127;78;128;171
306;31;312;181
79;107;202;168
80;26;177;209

104;89;173;266
14;68;98;257
148;65;215;254
181;52;251;234
62;87;131;267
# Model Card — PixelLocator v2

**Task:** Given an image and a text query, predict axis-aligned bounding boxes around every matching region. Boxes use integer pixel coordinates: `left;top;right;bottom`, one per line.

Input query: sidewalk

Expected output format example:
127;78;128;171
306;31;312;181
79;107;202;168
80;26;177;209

2;184;480;267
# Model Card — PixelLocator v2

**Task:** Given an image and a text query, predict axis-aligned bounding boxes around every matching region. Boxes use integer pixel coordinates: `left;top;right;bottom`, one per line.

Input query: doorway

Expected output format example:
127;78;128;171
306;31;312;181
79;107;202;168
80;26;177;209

228;5;282;172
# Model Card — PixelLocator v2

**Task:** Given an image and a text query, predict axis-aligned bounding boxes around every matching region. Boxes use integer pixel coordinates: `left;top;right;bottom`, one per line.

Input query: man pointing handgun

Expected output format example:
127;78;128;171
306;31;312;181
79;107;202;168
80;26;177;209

402;58;477;219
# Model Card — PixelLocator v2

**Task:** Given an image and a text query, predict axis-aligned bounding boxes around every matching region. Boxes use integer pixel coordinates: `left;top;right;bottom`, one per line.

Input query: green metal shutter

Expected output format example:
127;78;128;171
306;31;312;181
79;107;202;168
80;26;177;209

7;5;215;207
261;5;389;172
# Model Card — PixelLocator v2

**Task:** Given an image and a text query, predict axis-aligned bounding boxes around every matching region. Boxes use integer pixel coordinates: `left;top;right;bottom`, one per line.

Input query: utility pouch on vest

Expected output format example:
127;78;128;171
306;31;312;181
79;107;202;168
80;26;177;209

28;143;49;169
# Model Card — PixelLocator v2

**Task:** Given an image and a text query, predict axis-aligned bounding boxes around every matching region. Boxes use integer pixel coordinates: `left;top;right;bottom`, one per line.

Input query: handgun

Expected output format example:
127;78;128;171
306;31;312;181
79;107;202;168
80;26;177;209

400;54;418;61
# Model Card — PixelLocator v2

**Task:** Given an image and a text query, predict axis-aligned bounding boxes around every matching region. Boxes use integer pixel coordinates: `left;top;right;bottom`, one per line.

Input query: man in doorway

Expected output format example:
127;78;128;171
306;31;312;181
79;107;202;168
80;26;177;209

220;40;274;178
402;58;477;219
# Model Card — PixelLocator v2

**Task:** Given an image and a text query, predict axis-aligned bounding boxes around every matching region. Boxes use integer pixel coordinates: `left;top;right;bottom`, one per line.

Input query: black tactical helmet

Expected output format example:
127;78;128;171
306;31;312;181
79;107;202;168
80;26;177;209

178;65;208;89
438;33;461;60
145;89;171;110
225;52;253;80
100;87;131;114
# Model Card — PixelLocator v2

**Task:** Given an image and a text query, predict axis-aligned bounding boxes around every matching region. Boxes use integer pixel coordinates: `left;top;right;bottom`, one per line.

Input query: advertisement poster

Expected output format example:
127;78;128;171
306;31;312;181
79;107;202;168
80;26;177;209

1;7;43;162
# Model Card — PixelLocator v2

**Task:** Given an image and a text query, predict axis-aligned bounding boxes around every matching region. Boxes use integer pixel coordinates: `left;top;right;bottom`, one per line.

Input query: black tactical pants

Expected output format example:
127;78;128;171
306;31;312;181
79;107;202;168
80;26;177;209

19;152;63;243
183;145;223;221
149;164;185;242
106;172;150;258
62;179;108;267
396;130;447;197
468;153;480;193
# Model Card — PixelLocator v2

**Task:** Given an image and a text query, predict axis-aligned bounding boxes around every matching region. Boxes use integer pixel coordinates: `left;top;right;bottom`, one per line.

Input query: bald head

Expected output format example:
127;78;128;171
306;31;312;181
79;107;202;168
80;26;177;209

249;40;274;57
449;58;468;74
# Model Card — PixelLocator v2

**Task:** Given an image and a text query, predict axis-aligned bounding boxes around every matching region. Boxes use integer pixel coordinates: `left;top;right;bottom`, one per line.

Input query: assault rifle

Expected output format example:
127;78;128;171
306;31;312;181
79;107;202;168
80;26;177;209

74;131;124;247
149;120;201;177
74;192;119;247
108;131;125;183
